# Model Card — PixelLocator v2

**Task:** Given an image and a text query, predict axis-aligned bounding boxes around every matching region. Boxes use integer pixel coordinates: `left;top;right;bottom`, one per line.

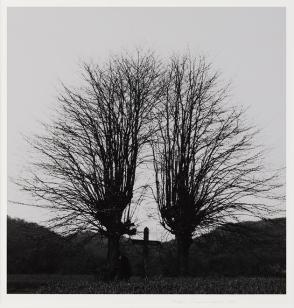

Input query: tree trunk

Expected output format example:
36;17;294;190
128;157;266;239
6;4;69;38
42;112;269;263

176;235;192;276
107;234;120;280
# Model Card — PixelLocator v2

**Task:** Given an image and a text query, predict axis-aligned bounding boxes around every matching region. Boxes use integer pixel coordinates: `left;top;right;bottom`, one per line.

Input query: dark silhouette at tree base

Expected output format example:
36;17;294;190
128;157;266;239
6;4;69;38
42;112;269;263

117;254;132;281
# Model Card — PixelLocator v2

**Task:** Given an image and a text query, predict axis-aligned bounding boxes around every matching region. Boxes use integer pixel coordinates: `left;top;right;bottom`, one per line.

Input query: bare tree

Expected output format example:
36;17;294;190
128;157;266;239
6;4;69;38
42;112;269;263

19;51;161;278
151;55;283;276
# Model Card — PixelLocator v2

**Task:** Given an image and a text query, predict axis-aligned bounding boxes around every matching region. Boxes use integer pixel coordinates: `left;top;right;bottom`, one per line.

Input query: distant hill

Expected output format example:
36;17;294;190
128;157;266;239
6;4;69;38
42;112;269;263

160;218;286;277
7;216;286;277
7;217;103;274
207;218;286;277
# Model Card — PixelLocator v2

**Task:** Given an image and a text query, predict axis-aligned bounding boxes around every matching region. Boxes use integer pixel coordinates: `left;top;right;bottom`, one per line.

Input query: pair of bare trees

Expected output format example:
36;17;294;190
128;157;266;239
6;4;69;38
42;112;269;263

18;51;283;277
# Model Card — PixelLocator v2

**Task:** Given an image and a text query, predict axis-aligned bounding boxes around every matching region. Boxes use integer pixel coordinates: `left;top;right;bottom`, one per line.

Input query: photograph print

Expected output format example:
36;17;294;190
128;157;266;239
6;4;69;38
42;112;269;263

6;6;286;295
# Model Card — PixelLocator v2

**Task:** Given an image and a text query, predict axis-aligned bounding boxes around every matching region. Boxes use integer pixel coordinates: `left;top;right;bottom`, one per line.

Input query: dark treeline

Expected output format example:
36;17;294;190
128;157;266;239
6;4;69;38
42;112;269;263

7;216;285;277
7;217;104;274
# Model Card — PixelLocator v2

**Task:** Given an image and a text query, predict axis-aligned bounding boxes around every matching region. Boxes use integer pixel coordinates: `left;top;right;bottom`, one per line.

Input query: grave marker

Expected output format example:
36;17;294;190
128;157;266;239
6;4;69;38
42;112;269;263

131;227;161;278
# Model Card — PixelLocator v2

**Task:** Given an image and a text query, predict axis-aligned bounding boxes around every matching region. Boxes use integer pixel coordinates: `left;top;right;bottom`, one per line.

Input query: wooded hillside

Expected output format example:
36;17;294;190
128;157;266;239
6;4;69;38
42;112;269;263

7;216;285;277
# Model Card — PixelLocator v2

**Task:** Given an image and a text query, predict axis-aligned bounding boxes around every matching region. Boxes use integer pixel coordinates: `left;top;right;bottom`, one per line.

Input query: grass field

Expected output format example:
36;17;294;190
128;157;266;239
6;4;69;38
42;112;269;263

7;275;286;294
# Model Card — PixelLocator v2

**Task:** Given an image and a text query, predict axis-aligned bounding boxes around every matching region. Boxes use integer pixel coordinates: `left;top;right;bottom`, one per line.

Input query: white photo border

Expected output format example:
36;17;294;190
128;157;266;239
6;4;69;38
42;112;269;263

0;1;292;307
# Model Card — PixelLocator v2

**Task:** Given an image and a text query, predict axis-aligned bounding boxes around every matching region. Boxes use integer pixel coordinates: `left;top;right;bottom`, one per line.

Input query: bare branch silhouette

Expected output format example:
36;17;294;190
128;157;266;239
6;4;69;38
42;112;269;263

17;51;162;278
151;55;284;276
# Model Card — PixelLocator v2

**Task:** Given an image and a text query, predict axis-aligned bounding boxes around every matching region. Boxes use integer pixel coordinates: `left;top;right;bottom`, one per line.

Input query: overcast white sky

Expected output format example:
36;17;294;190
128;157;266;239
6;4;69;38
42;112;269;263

7;7;285;240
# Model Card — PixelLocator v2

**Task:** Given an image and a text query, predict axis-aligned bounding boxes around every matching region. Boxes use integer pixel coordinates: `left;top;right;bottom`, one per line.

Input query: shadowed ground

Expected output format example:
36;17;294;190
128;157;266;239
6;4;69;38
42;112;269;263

7;275;285;294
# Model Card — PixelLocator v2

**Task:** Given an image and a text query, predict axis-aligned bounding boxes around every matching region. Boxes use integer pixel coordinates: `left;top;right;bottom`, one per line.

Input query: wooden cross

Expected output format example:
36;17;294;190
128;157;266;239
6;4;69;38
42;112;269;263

131;227;161;278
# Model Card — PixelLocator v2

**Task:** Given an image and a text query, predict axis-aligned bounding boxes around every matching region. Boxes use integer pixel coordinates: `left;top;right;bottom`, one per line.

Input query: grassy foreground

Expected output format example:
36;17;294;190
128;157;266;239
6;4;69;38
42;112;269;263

8;275;286;294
